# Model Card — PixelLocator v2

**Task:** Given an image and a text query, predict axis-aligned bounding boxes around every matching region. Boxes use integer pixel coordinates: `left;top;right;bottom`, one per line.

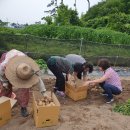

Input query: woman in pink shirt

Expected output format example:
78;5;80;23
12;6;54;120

85;59;122;103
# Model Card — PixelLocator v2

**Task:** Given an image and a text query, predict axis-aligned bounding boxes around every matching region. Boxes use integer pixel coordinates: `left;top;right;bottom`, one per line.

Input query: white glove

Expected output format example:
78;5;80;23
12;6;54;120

0;65;5;76
41;91;48;97
3;82;9;89
39;77;46;93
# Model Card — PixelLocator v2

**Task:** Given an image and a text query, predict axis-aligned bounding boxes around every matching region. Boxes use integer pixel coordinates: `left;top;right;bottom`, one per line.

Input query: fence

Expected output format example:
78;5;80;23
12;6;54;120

0;33;130;66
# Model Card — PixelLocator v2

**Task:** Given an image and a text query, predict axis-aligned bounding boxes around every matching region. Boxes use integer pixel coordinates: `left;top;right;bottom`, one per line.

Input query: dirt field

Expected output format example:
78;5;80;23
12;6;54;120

1;76;130;130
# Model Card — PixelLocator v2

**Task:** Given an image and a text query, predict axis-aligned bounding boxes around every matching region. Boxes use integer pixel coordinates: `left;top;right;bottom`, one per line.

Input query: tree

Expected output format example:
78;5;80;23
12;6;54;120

122;0;130;14
86;0;90;10
69;9;81;26
54;4;80;26
0;20;8;27
42;16;53;25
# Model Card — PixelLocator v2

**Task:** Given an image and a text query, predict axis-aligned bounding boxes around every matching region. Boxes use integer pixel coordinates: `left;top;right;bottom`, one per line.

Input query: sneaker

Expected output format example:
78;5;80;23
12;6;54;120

100;92;108;96
56;91;66;97
106;98;114;104
21;107;29;117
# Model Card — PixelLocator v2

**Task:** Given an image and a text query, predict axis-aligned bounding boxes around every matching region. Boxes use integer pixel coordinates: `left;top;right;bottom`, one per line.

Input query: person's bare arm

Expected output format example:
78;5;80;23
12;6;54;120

83;76;107;87
73;72;78;80
67;73;72;81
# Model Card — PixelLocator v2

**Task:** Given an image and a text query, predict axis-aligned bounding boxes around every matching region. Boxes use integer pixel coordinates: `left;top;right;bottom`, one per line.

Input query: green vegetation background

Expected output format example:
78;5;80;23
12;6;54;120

1;0;130;57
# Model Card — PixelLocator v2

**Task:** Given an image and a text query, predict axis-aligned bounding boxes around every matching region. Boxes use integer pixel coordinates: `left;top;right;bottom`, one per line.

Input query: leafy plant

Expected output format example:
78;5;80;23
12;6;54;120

35;59;47;70
113;99;130;115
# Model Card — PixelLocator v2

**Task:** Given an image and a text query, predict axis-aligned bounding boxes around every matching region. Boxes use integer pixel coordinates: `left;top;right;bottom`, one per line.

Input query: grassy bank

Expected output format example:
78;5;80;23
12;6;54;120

1;35;130;58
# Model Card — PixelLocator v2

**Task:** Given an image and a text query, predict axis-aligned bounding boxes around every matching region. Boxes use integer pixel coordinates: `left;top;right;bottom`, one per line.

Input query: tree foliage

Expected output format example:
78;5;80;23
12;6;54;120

20;24;130;45
0;20;8;27
42;16;53;25
81;0;130;34
54;4;81;26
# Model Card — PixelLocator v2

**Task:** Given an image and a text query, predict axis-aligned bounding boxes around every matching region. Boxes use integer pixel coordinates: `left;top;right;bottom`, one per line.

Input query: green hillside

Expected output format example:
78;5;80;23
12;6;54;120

81;0;130;34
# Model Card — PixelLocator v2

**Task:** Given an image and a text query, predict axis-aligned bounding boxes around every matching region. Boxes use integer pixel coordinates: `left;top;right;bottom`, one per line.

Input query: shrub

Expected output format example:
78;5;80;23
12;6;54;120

114;99;130;115
35;59;47;69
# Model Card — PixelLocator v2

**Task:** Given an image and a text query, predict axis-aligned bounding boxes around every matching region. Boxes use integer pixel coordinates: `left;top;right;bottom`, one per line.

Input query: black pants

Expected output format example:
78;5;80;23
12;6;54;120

47;61;65;91
77;72;82;79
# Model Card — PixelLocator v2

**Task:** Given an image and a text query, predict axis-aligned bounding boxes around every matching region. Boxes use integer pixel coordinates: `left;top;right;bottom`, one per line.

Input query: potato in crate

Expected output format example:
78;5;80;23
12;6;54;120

65;79;88;101
33;91;60;128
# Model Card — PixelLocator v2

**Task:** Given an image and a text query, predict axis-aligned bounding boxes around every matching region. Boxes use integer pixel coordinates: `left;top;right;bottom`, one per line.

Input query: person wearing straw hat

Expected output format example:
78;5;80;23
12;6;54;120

0;49;46;117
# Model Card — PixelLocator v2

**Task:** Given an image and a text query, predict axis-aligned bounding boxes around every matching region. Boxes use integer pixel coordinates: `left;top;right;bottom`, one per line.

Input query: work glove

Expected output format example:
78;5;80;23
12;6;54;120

41;91;48;97
39;77;46;92
0;75;9;89
3;82;9;89
0;63;6;76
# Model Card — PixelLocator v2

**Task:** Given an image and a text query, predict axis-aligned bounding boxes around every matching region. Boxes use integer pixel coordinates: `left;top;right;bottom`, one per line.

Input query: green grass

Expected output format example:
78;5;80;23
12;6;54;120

113;99;130;115
1;41;130;58
1;33;130;58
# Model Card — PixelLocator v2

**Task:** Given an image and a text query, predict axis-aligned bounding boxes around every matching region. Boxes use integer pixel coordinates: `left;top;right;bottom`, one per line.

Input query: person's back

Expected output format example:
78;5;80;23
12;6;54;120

65;54;86;64
47;56;74;96
49;56;73;74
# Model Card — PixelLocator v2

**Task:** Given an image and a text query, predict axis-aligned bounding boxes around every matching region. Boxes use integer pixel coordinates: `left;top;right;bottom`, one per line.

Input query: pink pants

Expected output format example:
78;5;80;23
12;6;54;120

0;82;12;98
0;82;29;107
16;88;29;107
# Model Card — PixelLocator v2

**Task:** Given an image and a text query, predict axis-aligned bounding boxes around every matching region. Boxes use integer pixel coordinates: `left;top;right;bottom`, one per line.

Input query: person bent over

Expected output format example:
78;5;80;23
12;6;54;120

0;49;46;117
47;56;73;97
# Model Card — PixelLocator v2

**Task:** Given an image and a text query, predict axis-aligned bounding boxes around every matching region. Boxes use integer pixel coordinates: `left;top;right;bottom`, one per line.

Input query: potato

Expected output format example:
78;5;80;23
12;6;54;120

46;103;51;106
45;101;50;105
50;102;55;106
42;102;45;106
38;101;43;106
48;97;53;102
41;98;45;102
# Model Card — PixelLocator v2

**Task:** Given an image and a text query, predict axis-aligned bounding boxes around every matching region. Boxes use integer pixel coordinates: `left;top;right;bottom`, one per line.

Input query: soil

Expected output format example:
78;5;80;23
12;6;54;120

1;76;130;130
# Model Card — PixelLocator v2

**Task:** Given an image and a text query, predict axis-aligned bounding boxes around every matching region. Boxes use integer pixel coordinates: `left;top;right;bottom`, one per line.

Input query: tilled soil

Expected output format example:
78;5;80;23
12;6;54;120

1;76;130;130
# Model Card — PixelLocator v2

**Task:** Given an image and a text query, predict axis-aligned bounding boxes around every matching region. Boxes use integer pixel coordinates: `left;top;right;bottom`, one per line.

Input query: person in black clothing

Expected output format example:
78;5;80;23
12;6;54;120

65;54;93;81
47;56;73;97
73;62;93;81
47;56;93;97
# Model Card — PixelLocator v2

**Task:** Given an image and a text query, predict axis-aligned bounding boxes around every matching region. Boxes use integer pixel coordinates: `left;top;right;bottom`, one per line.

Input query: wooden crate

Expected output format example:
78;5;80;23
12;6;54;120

0;97;11;127
33;91;60;128
65;80;88;101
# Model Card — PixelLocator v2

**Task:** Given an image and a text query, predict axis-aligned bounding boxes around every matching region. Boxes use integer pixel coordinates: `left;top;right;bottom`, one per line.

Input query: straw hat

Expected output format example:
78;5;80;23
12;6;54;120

5;56;40;88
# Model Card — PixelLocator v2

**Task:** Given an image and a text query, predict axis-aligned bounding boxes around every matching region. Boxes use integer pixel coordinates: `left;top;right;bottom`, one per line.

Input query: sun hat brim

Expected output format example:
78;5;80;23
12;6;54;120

5;56;40;88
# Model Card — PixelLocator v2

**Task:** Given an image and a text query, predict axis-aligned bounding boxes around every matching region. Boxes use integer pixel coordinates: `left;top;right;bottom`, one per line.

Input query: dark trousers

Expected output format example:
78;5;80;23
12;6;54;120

100;82;121;100
47;62;65;91
77;72;82;79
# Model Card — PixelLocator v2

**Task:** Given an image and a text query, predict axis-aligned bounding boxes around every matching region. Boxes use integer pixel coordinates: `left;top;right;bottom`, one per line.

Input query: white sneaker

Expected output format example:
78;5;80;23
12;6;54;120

106;98;114;104
100;92;108;96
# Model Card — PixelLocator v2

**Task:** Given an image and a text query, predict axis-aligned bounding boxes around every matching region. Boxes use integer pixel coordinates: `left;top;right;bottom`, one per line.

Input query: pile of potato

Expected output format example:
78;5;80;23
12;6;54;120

37;95;55;107
67;79;85;88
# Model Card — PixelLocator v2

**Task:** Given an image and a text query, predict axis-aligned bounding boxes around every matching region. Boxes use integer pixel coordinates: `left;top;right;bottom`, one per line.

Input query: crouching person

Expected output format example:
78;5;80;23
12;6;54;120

0;49;46;117
84;59;122;104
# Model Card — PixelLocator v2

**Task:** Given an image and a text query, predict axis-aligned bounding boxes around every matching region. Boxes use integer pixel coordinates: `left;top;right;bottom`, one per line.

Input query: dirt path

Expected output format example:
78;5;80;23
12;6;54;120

1;76;130;130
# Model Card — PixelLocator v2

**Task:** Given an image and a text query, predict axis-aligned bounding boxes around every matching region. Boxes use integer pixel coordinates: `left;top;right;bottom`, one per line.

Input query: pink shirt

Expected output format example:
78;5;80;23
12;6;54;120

103;67;122;91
